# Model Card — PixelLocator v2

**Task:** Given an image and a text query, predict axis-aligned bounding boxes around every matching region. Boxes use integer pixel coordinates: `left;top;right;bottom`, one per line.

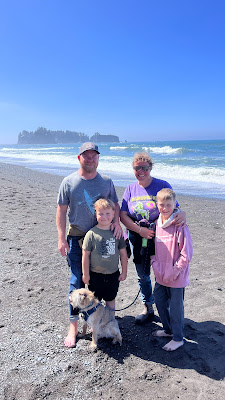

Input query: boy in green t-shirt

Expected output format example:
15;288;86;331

82;198;127;311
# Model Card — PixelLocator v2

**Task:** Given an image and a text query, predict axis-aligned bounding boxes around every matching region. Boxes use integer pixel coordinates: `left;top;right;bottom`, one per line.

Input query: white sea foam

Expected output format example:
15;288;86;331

152;163;225;186
99;159;225;186
0;148;80;168
143;146;183;154
1;146;74;152
109;146;128;150
109;144;183;154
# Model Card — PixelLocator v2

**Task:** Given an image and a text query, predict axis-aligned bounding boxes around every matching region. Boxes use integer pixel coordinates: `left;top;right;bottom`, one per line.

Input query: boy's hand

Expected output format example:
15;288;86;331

82;274;90;285
119;272;127;282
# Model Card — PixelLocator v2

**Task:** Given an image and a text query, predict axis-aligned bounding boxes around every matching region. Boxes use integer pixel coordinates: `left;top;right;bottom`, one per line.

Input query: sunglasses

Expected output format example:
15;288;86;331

133;166;150;171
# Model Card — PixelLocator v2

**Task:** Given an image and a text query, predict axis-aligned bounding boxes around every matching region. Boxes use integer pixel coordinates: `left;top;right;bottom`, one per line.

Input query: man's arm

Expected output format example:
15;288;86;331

56;204;69;256
111;202;123;239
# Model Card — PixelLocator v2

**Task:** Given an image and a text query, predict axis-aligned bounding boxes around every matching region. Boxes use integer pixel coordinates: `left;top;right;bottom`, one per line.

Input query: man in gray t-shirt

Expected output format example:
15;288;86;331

56;142;122;348
57;171;119;235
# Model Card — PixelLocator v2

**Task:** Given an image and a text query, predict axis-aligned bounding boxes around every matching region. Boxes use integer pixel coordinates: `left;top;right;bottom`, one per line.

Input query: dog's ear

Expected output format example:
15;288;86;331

69;291;77;306
90;290;96;302
69;294;76;308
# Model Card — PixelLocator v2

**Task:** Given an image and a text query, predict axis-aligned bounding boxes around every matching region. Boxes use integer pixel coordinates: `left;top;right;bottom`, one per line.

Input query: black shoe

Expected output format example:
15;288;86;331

135;305;154;324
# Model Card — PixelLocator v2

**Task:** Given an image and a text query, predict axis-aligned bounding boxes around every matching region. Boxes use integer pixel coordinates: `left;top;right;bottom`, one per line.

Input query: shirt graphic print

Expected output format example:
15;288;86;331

100;237;116;258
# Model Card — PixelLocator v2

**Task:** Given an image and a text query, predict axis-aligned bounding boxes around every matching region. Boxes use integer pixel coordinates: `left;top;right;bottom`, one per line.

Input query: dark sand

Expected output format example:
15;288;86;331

0;162;225;400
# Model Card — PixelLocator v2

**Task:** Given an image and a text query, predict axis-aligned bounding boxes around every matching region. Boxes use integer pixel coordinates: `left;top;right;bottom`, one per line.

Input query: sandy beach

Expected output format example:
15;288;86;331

0;162;225;400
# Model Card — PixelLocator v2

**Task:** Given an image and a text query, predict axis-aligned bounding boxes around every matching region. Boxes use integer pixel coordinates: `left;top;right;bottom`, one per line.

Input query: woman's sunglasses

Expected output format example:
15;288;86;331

133;166;150;171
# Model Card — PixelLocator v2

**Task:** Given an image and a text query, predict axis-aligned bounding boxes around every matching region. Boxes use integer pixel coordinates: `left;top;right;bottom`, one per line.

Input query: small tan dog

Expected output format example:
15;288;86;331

69;288;122;350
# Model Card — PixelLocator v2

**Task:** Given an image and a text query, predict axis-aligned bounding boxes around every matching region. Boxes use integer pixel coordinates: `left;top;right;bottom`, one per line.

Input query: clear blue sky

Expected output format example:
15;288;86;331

0;0;225;144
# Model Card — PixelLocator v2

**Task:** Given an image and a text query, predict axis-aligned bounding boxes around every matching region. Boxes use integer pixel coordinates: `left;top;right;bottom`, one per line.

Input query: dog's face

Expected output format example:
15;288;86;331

69;288;95;309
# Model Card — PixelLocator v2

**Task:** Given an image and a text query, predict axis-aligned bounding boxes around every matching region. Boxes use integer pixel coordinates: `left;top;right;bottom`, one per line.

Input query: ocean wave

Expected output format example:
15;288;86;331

143;146;183;154
0;147;20;152
109;144;183;154
109;146;128;150
98;159;225;186
0;146;74;152
109;144;141;151
1;141;225;193
0;149;80;168
153;164;225;186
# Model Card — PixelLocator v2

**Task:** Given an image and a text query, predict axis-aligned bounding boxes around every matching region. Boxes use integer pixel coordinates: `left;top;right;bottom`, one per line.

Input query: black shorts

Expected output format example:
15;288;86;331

88;270;120;302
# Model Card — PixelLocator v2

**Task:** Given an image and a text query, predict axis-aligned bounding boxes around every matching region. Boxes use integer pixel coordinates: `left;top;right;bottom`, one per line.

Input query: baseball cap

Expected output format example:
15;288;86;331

79;142;100;155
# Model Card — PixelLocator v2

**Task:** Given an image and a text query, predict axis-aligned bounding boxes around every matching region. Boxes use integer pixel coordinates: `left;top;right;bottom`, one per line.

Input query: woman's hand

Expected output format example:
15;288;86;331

172;210;186;226
120;210;155;239
139;226;155;239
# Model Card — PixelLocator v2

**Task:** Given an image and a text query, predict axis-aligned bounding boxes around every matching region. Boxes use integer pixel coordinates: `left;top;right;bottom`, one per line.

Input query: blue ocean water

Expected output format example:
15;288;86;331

0;140;225;199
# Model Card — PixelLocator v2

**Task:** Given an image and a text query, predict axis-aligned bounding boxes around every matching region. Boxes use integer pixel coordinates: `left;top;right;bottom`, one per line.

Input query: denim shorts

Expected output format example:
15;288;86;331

88;270;120;302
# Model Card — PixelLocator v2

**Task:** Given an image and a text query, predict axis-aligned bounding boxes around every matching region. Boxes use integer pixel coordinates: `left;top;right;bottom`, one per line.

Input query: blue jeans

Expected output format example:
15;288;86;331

135;261;154;306
67;235;84;321
129;232;154;306
154;282;185;341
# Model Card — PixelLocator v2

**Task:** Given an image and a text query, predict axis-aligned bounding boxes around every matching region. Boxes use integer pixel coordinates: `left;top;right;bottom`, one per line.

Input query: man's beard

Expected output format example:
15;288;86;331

82;163;97;174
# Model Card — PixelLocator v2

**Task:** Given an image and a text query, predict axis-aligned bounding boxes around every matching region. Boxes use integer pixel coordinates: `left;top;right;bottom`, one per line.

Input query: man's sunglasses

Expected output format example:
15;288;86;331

133;166;150;171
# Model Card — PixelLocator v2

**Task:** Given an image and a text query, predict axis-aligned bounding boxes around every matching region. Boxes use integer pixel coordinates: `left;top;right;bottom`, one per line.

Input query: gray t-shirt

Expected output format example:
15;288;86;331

57;171;118;233
82;226;126;274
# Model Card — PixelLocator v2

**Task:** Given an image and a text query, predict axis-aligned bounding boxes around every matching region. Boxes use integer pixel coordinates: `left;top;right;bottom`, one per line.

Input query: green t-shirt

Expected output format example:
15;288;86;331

82;226;126;274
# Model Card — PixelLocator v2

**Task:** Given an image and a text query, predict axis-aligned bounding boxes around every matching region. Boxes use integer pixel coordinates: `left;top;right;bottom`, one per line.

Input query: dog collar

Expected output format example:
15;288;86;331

79;299;95;311
82;302;102;322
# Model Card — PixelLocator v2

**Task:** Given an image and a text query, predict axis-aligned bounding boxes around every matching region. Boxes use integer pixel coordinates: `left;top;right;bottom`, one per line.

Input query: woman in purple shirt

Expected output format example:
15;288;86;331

120;152;186;324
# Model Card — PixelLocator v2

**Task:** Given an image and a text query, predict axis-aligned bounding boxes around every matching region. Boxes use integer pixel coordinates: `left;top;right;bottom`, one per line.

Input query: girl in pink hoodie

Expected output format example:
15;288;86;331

151;188;193;351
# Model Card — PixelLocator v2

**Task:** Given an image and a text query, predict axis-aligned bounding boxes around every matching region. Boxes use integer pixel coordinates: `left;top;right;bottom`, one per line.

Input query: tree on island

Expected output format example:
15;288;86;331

18;128;89;144
90;132;119;143
18;128;119;144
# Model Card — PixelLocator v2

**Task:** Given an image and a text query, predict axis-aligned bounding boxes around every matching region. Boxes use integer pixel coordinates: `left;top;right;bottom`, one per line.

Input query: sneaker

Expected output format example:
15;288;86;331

135;304;154;324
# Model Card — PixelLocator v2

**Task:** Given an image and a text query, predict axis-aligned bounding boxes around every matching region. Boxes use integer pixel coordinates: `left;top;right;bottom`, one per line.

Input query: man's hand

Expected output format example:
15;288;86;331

58;238;69;256
111;221;123;239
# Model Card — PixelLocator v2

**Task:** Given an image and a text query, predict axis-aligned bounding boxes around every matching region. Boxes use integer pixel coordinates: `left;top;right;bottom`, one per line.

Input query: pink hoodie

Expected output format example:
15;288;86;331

151;217;193;288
